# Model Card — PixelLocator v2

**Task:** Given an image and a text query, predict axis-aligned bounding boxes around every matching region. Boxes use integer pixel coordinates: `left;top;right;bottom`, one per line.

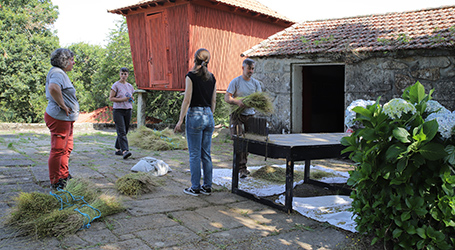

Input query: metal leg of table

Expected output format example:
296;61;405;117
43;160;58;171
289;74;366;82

285;157;294;213
231;138;240;192
304;159;311;182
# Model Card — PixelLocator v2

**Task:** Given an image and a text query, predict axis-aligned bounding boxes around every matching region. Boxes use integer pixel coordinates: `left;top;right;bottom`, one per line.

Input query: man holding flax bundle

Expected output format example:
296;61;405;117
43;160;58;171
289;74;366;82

224;58;263;178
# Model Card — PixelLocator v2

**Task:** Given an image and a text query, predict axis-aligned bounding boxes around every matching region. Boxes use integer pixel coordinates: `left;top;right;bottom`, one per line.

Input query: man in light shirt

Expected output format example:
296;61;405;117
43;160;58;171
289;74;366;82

224;58;262;178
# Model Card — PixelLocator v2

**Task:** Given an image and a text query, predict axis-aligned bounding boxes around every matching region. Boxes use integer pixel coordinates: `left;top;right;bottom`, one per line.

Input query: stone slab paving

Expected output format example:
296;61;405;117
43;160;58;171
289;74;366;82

0;124;358;250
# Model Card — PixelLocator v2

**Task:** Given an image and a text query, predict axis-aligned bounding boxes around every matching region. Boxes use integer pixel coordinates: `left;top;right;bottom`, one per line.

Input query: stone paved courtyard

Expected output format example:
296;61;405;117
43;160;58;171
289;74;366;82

0;123;371;250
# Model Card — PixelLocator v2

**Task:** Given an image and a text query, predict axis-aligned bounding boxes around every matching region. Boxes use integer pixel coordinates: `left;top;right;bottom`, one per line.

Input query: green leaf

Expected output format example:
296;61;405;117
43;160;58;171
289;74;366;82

441;183;454;196
426;226;445;242
412;126;427;142
359;128;376;141
422;120;438;142
417;240;426;249
397;158;408;173
352;106;372;118
371;237;379;245
416;227;427;239
444;145;455;165
401;211;411;221
415;208;428;217
406;225;417;235
402;81;427;104
394;218;403;227
412;154;426;167
405;185;414;195
340;136;353;146
393;127;411;143
386;144;407;162
419;143;448;161
392;228;403;238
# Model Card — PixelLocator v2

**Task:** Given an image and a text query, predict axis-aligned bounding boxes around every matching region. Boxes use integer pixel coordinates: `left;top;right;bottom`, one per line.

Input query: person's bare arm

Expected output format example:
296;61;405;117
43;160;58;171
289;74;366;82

211;84;217;113
174;77;193;132
224;92;244;107
109;89;129;102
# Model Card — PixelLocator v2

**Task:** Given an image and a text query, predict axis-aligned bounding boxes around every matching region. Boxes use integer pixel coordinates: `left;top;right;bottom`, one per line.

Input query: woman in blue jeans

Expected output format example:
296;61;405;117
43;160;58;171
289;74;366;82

174;48;217;196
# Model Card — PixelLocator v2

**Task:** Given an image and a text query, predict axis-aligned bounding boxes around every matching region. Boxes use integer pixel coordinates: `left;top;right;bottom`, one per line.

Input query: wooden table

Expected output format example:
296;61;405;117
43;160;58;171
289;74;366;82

231;133;350;213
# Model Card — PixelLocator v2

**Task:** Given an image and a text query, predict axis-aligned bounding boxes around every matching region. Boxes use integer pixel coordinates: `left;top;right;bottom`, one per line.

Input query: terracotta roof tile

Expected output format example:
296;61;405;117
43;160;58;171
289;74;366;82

109;0;293;22
242;6;455;57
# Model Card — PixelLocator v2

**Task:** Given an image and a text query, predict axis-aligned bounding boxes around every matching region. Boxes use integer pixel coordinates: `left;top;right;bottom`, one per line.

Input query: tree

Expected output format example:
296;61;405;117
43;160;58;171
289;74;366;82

93;18;135;110
0;0;59;122
67;42;104;112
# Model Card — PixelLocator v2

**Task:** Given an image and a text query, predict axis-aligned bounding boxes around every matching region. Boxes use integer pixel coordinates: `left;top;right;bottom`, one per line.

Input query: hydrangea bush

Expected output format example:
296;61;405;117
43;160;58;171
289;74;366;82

345;99;376;129
342;82;455;249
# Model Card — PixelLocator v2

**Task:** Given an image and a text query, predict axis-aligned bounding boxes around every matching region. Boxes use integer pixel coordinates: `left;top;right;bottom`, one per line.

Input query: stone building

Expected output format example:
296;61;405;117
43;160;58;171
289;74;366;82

242;5;455;134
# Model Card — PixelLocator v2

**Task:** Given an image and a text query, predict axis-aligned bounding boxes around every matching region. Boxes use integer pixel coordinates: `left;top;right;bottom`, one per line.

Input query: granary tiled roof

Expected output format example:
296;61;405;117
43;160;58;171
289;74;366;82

242;6;455;57
109;0;294;23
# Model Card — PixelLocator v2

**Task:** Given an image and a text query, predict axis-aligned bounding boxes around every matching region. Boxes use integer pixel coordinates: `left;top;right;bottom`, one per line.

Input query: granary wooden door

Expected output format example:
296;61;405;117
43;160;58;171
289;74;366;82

146;12;170;87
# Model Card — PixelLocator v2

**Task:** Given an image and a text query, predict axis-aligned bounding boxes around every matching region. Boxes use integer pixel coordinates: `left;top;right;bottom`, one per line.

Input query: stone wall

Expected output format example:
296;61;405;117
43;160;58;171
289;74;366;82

251;49;455;133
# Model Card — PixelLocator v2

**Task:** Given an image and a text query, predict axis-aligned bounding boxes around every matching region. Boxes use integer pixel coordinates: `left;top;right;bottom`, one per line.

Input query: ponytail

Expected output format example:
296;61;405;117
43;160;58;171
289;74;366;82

191;48;211;81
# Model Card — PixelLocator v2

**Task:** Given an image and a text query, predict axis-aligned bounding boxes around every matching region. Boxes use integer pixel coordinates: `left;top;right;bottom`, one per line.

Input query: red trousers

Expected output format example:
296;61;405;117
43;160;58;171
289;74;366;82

44;112;73;184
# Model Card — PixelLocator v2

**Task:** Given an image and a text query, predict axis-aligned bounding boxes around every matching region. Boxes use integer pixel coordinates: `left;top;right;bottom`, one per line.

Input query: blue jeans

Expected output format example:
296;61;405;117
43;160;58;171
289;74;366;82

113;109;132;152
186;107;215;190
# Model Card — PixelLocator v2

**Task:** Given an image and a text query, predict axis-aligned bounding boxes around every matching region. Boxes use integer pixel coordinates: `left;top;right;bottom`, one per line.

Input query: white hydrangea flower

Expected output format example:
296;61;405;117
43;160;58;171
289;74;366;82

425;100;450;115
425;112;455;139
383;98;416;120
345;99;376;128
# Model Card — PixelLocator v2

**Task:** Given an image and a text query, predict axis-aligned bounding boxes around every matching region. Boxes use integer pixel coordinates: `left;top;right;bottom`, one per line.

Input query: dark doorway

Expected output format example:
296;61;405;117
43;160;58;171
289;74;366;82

302;65;345;133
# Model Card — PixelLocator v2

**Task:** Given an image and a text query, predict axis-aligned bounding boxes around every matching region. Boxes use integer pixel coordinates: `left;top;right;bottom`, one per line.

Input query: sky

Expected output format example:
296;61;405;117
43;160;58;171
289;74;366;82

52;0;455;47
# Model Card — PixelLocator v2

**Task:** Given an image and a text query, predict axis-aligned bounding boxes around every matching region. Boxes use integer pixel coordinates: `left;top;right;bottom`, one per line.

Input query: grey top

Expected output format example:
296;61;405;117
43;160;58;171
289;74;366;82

45;67;79;121
226;75;262;115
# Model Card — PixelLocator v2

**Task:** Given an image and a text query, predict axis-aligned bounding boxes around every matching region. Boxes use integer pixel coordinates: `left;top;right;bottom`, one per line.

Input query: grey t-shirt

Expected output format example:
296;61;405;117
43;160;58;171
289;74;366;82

45;67;79;121
226;75;262;115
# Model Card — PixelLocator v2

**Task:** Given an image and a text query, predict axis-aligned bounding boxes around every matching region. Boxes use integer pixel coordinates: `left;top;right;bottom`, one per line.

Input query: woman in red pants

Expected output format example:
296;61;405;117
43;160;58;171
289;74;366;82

44;48;79;190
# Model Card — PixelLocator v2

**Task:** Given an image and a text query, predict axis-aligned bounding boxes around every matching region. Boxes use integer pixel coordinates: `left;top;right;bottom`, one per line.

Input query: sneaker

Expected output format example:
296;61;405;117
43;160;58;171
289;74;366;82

61;174;72;186
239;169;250;178
183;187;200;196
115;150;123;156
51;179;65;190
64;174;72;181
123;151;132;159
200;186;212;195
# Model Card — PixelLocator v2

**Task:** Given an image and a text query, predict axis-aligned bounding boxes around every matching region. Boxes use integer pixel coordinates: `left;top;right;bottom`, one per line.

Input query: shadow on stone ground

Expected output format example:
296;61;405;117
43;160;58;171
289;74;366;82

0;123;384;250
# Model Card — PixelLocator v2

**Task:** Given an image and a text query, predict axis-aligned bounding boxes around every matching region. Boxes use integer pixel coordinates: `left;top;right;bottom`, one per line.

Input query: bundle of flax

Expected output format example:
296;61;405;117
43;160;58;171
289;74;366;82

128;126;187;151
6;178;124;238
115;172;163;197
231;92;274;117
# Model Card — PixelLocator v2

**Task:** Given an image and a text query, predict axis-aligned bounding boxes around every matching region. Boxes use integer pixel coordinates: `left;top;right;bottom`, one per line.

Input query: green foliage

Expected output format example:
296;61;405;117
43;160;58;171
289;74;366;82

145;90;183;124
67;42;104;112
0;6;229;125
214;93;230;126
92;19;135;111
0;0;59;122
151;92;230;126
342;81;455;249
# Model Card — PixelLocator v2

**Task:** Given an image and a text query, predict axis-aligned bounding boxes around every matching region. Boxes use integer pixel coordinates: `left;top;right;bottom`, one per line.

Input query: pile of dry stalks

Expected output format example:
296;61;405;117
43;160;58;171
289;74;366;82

128;127;187;151
231;92;274;116
5;178;124;238
115;172;163;197
250;165;338;184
